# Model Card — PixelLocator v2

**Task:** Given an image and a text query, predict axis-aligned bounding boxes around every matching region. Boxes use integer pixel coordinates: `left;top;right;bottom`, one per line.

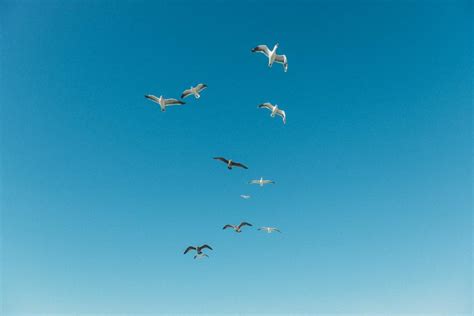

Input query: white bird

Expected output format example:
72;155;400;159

181;83;207;99
258;227;281;233
184;244;213;259
144;94;185;112
258;102;286;124
251;43;288;72
240;195;251;199
223;222;253;233
249;177;275;187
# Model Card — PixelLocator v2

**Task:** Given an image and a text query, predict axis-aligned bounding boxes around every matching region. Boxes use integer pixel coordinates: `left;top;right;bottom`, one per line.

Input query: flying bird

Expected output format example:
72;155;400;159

258;102;286;124
144;95;185;112
258;227;281;233
184;244;213;259
240;195;251;199
223;222;253;233
181;83;207;99
251;43;288;72
213;157;248;170
249;177;275;187
194;253;209;259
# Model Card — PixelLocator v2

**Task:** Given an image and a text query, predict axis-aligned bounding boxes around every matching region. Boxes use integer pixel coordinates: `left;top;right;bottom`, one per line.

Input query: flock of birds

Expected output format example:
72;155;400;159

144;43;288;259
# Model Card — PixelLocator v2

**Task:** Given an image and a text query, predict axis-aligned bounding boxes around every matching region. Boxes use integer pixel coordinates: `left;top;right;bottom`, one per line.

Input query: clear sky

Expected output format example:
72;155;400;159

0;0;472;315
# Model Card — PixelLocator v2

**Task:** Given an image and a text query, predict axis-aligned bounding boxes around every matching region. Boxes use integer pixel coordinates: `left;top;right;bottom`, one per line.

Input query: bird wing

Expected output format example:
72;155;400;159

198;244;213;251
249;180;259;184
258;102;274;111
273;228;281;233
164;98;185;106
184;246;196;254
213;157;229;164
194;254;209;259
275;54;288;72
262;179;275;184
251;45;270;57
223;224;235;230
231;161;248;169
144;95;160;103
238;222;253;229
196;83;207;92
274;54;286;63
181;89;193;99
275;109;286;124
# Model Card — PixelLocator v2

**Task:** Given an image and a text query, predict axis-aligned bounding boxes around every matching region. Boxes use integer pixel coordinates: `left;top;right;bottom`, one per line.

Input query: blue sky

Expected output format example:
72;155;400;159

0;0;472;315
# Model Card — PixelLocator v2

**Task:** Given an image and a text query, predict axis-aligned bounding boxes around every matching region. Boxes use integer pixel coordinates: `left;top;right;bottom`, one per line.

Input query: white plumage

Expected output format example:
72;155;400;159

251;43;288;72
144;94;185;112
258;102;286;124
249;177;275;187
181;83;207;99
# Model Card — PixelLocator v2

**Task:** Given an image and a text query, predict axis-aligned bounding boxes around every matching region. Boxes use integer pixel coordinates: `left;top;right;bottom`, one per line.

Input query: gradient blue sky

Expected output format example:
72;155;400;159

1;0;472;315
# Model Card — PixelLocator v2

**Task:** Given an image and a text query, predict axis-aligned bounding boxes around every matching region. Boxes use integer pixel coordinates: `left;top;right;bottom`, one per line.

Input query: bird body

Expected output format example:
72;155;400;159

249;177;275;187
213;157;248;170
251;43;288;72
240;195;251;199
144;94;185;112
258;102;286;124
181;83;207;99
223;222;253;233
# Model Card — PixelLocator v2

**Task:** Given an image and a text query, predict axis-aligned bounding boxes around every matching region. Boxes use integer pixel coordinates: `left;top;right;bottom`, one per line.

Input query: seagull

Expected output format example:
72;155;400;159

181;83;207;99
249;177;275;187
258;227;281;233
223;222;253;233
251;43;288;72
213;157;248;170
258;102;286;124
184;244;213;259
144;95;185;112
194;253;209;259
240;195;251;199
